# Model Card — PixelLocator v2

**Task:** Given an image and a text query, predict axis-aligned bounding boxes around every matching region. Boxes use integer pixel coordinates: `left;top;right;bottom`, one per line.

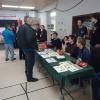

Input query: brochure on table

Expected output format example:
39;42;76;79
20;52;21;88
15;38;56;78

38;49;65;59
54;61;83;73
37;49;83;73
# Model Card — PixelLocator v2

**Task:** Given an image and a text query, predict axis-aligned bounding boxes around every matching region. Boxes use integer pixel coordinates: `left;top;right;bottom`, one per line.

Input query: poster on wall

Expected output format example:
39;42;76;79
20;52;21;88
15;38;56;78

72;12;100;39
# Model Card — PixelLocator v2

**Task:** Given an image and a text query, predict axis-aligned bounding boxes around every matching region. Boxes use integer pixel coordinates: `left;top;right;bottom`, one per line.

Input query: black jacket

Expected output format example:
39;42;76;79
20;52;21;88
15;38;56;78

91;47;100;73
90;21;100;47
36;28;41;40
77;26;87;37
51;38;62;50
17;23;38;49
65;43;78;58
40;29;47;42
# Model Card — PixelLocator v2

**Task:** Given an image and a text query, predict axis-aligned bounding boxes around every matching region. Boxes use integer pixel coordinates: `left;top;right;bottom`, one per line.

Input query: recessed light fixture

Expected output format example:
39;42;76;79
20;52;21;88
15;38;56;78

2;5;35;10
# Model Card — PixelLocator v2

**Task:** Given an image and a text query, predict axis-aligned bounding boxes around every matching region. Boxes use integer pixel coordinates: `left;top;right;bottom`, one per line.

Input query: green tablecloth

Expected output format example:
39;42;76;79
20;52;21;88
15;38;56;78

36;50;95;88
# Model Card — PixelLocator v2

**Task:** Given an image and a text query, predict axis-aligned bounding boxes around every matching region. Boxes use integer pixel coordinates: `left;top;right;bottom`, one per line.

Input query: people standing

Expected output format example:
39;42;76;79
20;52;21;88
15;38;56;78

76;19;87;37
2;24;16;61
11;24;17;48
19;49;25;60
17;16;38;82
40;25;47;42
35;24;41;41
90;16;100;100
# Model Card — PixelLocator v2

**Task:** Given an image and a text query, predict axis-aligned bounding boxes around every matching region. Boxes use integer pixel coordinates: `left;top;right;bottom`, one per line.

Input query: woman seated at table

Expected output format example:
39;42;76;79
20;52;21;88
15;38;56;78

51;31;62;50
76;37;91;65
62;36;69;52
65;35;78;58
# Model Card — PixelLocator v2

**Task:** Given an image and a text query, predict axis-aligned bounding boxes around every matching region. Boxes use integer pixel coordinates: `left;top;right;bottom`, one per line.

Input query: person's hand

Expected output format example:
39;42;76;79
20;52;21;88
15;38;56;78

65;41;68;45
76;58;82;65
95;44;100;48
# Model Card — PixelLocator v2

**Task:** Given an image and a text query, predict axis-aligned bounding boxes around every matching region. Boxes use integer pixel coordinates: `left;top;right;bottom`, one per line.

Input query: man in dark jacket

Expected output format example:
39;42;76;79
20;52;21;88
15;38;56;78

90;16;100;100
17;16;38;82
90;17;100;47
76;19;87;37
51;31;62;50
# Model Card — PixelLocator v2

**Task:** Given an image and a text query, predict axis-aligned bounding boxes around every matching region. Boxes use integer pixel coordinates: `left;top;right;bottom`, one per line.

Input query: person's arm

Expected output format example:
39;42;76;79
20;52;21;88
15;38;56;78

57;39;62;50
25;28;38;50
84;26;87;38
70;46;78;58
2;30;6;42
65;44;70;53
44;30;47;41
95;27;100;48
9;31;14;42
51;39;55;47
82;48;90;63
76;48;90;64
33;30;38;50
40;29;47;42
16;26;26;48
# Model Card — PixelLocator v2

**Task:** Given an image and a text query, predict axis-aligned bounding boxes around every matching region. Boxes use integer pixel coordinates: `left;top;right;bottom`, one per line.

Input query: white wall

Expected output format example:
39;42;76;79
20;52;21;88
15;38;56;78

39;0;100;39
38;12;53;41
29;11;38;18
38;12;48;28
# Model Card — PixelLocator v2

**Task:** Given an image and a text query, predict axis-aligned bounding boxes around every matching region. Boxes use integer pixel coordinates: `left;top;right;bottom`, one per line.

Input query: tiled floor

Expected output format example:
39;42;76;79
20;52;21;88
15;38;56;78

0;49;92;100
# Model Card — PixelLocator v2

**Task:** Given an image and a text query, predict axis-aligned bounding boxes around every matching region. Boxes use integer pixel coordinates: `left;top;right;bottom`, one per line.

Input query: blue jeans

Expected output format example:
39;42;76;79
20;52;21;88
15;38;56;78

23;49;35;80
4;44;14;60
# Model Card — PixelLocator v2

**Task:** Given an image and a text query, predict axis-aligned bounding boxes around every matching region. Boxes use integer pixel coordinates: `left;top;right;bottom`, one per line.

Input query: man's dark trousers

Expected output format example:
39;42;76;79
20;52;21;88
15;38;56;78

23;49;35;80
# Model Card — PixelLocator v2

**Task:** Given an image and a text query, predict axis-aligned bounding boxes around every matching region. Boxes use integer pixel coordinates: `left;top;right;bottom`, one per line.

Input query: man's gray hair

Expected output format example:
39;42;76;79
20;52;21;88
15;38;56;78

24;16;32;23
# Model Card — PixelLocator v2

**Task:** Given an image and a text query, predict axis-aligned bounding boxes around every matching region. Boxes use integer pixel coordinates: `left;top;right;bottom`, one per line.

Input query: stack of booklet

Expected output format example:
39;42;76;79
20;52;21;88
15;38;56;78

45;58;57;63
38;49;57;58
38;49;65;59
53;61;83;73
38;49;83;73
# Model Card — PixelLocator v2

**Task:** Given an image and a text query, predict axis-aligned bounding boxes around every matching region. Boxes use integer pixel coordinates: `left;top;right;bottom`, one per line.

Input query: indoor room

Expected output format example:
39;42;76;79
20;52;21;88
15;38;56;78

0;0;100;100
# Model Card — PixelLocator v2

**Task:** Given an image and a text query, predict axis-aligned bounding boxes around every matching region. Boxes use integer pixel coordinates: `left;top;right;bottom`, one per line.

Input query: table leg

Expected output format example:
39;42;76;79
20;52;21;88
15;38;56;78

63;88;76;100
52;77;55;85
60;88;65;100
89;79;93;100
37;60;42;72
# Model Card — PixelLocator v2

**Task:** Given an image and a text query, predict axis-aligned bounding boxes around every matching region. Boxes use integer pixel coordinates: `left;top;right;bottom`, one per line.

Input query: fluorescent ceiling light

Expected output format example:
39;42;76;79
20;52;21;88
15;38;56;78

2;5;18;8
2;5;35;9
19;6;35;9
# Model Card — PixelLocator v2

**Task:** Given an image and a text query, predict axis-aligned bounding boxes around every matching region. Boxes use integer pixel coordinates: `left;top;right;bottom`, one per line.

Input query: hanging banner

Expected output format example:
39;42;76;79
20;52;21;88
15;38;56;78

0;15;17;20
